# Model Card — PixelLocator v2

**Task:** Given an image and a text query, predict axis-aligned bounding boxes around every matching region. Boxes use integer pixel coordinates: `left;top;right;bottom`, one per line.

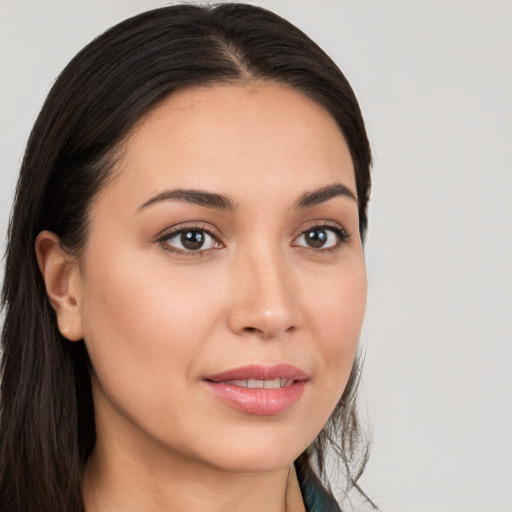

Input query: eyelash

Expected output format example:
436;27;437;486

157;221;350;256
293;221;350;253
157;223;221;256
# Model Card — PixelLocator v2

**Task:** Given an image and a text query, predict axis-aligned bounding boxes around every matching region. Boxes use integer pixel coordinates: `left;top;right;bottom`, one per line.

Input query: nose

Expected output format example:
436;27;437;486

227;249;302;340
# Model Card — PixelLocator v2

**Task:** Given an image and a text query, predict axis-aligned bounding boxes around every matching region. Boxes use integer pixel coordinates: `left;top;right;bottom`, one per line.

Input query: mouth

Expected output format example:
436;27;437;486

203;364;308;416
220;377;295;389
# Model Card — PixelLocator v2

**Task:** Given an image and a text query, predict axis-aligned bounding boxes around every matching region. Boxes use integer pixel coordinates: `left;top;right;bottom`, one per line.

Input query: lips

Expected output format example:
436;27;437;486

203;364;308;416
206;364;307;382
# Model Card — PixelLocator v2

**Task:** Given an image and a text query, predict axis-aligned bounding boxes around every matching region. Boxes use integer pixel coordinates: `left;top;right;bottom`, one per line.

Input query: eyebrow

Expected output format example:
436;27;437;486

138;189;237;212
294;183;357;209
137;182;357;213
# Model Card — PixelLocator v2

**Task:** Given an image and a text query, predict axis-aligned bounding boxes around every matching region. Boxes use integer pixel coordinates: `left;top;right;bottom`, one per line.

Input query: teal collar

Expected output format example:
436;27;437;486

300;473;341;512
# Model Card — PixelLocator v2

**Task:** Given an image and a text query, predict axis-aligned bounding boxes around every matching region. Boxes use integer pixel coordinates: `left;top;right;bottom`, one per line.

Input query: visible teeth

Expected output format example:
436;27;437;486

222;378;293;389
263;378;281;389
225;379;248;387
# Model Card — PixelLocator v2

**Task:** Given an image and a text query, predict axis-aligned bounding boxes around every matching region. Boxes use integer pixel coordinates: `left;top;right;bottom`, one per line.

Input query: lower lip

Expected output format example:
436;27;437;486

204;380;307;416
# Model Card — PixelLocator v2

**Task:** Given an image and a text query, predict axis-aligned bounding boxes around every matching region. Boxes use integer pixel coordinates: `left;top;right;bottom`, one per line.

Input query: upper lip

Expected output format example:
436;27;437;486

205;364;308;383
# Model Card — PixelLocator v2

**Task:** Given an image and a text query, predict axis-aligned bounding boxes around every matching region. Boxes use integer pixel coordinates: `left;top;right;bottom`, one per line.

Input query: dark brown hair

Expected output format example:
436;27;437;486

0;4;373;511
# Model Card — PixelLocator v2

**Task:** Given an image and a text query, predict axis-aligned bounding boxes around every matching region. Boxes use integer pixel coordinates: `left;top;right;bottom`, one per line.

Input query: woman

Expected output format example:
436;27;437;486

0;3;373;511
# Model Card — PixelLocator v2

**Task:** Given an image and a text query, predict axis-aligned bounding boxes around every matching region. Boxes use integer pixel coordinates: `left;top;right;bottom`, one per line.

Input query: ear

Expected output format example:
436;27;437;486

35;231;84;341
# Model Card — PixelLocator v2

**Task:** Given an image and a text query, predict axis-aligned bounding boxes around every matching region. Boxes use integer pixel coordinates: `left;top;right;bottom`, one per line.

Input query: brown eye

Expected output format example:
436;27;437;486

294;226;346;250
181;230;206;250
304;228;328;248
162;229;218;253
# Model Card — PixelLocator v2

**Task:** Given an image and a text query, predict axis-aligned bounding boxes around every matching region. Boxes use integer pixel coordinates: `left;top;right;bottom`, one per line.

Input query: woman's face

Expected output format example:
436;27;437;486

75;83;367;473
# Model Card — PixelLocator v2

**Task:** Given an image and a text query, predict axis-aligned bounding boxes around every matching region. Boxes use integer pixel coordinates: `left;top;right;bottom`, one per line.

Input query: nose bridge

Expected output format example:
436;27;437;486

229;238;300;338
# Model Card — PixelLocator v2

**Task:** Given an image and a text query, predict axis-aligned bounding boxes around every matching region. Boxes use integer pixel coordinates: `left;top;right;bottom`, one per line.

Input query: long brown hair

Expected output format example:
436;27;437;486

0;4;373;511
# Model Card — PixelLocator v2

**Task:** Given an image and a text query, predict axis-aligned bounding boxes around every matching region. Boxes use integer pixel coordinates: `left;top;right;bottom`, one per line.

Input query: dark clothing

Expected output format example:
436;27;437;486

300;471;342;512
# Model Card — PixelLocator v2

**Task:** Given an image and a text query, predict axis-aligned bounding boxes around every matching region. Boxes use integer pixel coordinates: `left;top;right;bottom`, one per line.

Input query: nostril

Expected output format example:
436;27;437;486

241;324;296;339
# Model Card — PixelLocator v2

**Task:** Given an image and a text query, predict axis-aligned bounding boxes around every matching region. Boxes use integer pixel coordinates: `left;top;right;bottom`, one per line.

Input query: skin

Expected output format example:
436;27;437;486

36;83;367;511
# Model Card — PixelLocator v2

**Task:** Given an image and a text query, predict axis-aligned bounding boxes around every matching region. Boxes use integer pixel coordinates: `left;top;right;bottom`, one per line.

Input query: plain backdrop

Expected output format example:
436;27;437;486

1;1;511;511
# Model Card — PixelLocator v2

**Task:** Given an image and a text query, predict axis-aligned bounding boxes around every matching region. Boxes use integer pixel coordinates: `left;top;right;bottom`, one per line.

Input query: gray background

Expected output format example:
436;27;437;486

1;1;511;511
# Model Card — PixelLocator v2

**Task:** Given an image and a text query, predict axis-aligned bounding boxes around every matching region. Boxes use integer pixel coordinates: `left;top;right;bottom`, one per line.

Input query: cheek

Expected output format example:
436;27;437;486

308;256;366;334
78;255;230;450
78;251;219;404
82;249;215;340
303;259;367;391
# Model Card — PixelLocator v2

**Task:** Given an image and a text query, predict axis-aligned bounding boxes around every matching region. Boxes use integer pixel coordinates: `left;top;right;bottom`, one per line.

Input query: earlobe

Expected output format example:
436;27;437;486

35;231;84;341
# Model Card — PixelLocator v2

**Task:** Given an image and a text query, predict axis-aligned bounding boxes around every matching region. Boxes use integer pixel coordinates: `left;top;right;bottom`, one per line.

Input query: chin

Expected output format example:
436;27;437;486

211;450;301;474
194;426;314;474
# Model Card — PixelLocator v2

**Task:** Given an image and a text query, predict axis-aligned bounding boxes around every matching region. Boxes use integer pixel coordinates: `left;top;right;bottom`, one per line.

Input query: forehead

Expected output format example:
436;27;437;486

103;82;356;209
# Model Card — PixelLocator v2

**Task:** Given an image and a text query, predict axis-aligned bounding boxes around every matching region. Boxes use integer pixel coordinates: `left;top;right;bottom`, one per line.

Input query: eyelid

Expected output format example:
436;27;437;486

155;221;221;240
156;222;224;255
294;220;350;238
291;220;351;249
